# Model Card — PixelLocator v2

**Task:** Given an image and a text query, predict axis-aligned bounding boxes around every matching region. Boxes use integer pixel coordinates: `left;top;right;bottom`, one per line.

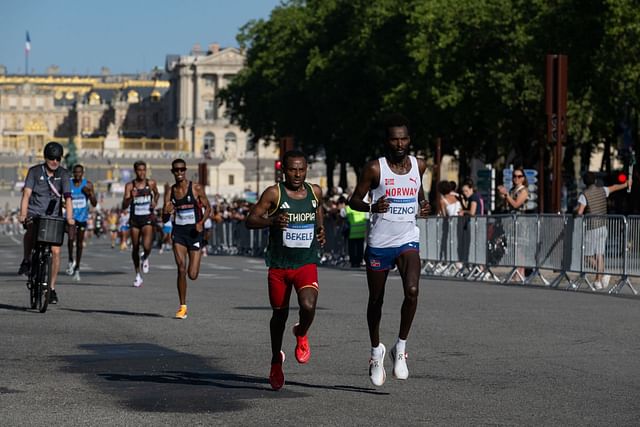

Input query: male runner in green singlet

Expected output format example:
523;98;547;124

246;150;326;391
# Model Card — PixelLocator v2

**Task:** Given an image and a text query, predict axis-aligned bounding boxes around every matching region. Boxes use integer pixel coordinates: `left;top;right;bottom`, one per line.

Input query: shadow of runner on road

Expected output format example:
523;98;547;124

0;303;29;312
60;308;164;317
61;343;309;413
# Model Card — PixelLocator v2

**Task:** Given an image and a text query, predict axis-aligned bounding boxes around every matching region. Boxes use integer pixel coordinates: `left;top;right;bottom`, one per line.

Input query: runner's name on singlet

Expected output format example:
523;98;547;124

133;194;151;215
283;223;315;248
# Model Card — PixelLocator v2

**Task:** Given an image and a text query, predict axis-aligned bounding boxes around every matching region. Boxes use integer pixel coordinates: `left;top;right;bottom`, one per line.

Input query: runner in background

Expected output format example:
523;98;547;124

66;164;97;281
122;161;159;287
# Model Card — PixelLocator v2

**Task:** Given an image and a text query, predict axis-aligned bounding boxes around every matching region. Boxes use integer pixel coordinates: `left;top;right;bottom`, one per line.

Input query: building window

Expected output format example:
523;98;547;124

204;75;215;87
224;132;237;158
203;132;215;153
205;100;215;120
228;174;234;185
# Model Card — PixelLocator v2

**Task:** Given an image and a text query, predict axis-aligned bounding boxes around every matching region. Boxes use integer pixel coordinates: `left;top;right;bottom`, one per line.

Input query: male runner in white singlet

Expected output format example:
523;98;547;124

349;113;430;386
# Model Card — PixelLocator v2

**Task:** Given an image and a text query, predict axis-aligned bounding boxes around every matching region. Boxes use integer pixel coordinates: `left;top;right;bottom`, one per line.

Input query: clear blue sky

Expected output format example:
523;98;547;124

0;0;283;75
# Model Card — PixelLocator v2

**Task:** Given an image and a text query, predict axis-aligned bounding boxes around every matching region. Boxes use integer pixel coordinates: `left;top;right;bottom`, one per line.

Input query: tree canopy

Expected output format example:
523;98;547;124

219;0;640;187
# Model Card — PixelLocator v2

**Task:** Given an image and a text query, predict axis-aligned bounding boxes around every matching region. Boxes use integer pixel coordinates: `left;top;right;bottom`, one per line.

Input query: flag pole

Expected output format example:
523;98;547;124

25;31;31;75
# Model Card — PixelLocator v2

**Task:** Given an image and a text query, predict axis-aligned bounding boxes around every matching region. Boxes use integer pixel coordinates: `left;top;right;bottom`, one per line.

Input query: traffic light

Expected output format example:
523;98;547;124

275;160;283;183
605;170;627;186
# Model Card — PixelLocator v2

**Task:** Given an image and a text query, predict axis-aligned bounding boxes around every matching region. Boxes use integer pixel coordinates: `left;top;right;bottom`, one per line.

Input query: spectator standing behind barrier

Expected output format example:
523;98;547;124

461;179;484;216
498;168;529;213
345;204;367;268
498;167;529;280
437;181;462;217
575;171;632;290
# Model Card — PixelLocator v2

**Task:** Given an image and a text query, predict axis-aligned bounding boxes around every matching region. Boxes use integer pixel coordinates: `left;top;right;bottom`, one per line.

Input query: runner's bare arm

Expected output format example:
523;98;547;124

122;182;133;210
85;181;98;207
246;185;284;229
416;158;431;216
349;160;380;212
163;185;174;215
312;184;326;246
150;180;160;210
194;183;211;227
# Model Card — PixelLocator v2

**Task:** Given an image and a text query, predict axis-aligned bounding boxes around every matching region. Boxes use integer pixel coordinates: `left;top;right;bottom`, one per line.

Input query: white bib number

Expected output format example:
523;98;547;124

282;224;315;248
72;197;87;209
175;209;196;226
134;203;150;216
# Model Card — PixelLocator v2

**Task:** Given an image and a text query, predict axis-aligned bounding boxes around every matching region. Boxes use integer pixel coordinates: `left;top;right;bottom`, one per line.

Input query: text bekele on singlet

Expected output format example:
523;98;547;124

368;156;421;248
131;180;152;216
71;178;90;222
171;181;202;227
265;182;320;269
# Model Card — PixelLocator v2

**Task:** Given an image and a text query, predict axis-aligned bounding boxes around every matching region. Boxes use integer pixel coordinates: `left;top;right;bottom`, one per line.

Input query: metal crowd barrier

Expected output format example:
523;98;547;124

208;221;268;257
418;214;639;296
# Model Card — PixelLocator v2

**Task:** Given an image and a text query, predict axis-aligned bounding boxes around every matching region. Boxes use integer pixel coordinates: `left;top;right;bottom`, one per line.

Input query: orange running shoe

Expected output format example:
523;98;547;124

293;323;311;364
175;305;188;319
269;351;285;391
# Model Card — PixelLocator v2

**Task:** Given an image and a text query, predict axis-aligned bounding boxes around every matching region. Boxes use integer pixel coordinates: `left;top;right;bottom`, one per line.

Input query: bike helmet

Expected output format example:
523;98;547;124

43;141;64;159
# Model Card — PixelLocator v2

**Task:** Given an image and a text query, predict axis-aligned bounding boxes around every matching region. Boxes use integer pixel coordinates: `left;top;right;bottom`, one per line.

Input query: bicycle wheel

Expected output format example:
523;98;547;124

37;252;52;313
29;250;39;309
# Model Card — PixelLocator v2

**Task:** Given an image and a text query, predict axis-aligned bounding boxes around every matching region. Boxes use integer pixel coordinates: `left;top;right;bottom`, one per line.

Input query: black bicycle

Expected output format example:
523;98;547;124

26;216;65;313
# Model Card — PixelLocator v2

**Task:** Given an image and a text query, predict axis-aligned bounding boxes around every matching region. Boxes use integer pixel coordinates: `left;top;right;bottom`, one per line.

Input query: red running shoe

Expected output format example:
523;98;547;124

269;351;285;391
293;323;311;364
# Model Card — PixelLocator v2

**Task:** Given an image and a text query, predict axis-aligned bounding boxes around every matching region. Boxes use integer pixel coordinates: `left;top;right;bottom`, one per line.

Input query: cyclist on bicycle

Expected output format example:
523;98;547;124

18;141;75;304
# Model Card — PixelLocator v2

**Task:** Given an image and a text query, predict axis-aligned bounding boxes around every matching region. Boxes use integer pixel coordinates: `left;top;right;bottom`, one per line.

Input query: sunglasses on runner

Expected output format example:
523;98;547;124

46;156;61;162
172;167;187;173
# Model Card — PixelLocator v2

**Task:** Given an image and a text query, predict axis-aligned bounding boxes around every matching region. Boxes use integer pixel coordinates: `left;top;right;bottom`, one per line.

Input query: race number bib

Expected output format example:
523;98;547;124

134;204;150;216
175;209;196;226
72;198;87;209
282;223;315;248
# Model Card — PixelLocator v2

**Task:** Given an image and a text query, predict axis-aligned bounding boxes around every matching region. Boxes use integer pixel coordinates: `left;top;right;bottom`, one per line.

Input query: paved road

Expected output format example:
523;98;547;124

1;234;639;426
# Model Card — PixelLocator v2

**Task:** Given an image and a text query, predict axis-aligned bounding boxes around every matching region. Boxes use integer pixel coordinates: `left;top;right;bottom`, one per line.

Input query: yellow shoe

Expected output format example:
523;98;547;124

175;305;188;319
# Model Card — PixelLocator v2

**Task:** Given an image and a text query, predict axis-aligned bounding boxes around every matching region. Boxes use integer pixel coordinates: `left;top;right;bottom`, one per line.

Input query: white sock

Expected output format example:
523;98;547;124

371;344;384;359
396;338;407;354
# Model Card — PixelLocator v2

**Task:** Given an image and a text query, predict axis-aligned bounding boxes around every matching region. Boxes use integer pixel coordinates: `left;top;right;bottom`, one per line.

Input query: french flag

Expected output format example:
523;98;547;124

25;31;31;54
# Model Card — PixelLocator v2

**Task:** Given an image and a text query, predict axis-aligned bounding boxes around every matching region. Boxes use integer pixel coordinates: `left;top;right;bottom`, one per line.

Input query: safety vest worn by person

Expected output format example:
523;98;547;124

265;182;319;269
345;205;367;239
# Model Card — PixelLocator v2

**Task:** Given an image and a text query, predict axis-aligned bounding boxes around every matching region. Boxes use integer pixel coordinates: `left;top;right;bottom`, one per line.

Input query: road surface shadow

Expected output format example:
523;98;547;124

0;303;29;312
61;343;308;413
61;308;164;317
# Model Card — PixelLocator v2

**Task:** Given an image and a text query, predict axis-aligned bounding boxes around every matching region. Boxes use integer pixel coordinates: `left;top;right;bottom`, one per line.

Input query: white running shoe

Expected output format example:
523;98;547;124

66;261;75;276
73;270;81;282
133;274;143;288
593;281;603;291
390;345;409;380
369;344;386;387
142;258;150;274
